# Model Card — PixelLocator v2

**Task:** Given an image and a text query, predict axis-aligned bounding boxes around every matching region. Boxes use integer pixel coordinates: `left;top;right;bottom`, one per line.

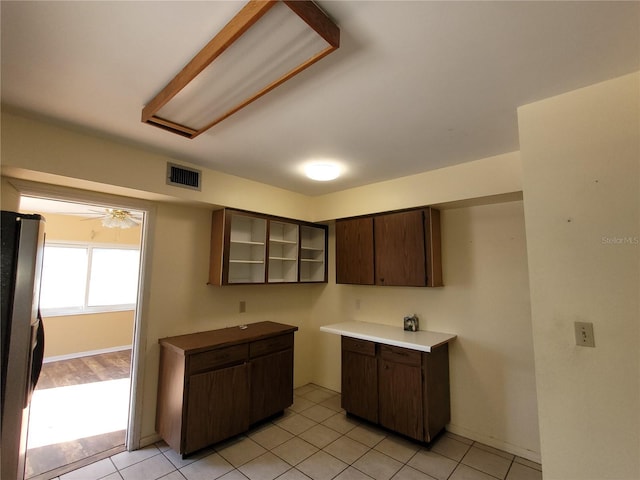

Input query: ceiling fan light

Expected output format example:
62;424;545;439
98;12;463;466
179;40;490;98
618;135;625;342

101;209;138;229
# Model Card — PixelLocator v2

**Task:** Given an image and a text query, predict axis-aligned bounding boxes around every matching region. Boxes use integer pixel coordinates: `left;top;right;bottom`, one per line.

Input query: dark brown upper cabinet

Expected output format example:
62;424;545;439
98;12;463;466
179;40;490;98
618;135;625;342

335;207;442;287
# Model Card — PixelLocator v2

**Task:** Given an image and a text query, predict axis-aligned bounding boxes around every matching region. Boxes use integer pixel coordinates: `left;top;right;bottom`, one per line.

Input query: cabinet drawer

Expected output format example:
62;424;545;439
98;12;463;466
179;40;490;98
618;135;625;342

379;344;421;366
342;337;376;356
189;344;248;374
250;333;293;358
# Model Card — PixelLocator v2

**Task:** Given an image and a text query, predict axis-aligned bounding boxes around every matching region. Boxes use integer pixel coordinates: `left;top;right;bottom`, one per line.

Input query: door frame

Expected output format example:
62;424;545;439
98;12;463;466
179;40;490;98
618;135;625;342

9;178;156;451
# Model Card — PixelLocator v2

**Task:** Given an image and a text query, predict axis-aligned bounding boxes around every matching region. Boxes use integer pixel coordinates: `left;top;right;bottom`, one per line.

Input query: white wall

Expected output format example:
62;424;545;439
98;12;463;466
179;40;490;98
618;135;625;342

518;72;639;480
310;200;540;460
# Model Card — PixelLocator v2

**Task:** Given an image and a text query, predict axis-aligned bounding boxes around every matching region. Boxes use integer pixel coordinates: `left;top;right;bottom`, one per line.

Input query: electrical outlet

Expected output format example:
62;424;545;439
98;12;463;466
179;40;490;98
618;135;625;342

355;299;361;310
239;301;246;313
574;321;595;347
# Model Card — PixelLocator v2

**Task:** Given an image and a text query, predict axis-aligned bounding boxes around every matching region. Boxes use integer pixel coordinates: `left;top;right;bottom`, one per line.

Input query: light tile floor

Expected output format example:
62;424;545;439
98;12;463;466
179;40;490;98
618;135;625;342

54;384;542;480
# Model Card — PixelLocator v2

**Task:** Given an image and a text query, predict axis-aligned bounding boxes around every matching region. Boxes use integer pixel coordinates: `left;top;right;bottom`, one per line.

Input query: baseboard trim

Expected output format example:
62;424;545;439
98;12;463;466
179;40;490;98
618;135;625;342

43;345;132;363
446;423;542;464
139;433;163;449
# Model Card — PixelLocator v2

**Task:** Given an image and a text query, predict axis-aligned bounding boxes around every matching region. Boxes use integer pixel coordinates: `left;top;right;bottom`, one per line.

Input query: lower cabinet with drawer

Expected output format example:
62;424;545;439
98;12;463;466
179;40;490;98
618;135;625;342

156;321;297;456
341;336;450;443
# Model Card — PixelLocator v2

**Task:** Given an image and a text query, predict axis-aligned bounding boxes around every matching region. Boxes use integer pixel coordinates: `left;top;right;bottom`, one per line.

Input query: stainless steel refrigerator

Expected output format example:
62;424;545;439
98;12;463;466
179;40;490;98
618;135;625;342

1;211;46;480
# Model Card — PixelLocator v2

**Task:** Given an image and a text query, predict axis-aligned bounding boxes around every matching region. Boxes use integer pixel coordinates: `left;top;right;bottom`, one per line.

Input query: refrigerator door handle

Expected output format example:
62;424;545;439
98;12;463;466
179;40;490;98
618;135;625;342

27;312;45;406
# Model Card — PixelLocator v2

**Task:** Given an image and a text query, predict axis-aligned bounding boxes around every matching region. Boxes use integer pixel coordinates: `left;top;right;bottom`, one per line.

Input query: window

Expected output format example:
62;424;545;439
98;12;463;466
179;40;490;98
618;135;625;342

40;243;140;316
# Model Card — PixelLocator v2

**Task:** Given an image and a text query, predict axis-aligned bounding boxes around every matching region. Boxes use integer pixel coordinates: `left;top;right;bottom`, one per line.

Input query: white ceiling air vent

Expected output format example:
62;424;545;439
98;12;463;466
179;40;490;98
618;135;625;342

167;163;201;191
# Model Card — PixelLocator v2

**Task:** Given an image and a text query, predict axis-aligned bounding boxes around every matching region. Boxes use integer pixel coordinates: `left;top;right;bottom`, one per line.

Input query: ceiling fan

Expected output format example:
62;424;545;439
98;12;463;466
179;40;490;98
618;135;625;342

19;197;143;229
56;208;143;229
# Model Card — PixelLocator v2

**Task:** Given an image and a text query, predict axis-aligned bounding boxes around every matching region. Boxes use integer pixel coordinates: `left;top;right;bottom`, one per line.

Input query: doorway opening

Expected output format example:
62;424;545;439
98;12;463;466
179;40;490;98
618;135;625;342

18;195;146;480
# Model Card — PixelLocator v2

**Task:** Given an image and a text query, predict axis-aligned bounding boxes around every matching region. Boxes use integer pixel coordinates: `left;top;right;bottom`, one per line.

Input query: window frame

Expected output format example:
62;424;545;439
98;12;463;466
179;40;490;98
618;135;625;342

40;241;141;317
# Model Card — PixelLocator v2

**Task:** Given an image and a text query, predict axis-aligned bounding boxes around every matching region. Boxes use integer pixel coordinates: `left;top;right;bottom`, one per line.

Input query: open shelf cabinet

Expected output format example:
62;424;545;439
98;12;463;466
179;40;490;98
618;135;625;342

209;209;327;285
300;225;327;282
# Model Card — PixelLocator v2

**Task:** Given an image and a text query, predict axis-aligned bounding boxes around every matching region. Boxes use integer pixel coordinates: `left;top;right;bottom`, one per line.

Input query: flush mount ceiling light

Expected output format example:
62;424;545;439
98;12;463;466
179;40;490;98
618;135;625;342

141;0;340;139
305;162;341;181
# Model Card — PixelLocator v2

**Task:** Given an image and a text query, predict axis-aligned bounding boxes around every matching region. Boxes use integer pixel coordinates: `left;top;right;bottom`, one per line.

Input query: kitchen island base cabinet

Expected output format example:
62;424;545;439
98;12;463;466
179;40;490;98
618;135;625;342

341;337;450;444
156;321;297;456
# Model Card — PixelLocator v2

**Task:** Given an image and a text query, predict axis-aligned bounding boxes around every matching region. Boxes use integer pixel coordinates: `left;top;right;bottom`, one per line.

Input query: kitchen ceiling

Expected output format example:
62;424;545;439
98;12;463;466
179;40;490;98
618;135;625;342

1;1;638;196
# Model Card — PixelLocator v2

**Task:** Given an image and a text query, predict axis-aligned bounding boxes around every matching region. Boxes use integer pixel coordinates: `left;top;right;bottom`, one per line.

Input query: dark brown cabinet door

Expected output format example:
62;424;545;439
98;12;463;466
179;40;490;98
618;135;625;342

336;217;375;285
185;363;249;454
374;210;427;286
378;359;423;440
249;349;293;424
341;339;378;423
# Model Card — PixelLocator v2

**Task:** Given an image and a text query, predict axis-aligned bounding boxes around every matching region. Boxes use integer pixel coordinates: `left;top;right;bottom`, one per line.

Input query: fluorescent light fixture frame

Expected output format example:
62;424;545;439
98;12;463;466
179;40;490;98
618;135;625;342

141;0;340;139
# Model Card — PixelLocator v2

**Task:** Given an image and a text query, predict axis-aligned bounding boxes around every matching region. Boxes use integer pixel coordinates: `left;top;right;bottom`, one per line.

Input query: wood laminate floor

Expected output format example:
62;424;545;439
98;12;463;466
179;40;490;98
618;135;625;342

26;350;131;480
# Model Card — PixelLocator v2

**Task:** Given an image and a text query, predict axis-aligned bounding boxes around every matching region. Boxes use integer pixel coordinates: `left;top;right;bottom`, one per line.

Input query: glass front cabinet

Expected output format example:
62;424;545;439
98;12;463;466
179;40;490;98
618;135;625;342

209;209;327;285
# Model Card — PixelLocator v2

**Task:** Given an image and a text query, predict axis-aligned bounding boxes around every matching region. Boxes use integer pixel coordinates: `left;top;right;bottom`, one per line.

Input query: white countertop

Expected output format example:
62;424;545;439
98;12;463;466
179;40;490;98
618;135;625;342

320;321;456;353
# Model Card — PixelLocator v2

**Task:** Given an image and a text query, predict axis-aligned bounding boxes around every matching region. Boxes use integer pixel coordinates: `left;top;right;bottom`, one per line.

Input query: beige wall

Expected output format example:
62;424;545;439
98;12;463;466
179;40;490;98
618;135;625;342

519;72;639;479
23;212;141;358
43;311;134;358
1;111;523;223
312;151;522;221
1;111;312;221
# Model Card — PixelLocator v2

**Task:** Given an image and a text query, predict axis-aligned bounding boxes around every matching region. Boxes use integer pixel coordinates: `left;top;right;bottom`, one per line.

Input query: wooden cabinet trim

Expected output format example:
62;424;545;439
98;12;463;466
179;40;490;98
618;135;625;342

188;344;248;375
159;321;298;355
341;336;376;356
249;333;293;358
379;344;422;366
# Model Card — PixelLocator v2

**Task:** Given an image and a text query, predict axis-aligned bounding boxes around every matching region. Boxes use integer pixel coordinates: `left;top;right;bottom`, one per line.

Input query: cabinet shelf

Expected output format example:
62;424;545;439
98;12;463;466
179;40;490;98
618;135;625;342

269;239;297;245
301;259;324;263
269;257;297;261
231;240;265;246
229;260;264;264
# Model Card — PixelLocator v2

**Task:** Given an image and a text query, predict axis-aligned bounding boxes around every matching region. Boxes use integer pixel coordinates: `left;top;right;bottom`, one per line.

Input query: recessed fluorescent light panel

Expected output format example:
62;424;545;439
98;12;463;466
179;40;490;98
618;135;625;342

305;162;341;181
142;0;340;139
